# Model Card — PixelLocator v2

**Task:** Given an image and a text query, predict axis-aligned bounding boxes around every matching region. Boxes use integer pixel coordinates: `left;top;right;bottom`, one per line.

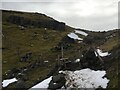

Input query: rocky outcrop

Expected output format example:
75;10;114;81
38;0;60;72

80;47;103;70
51;36;74;52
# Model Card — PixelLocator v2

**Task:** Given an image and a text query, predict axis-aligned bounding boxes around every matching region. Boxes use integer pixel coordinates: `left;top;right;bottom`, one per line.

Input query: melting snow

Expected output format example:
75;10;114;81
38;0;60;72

2;78;18;87
75;30;88;36
30;76;52;89
95;49;111;57
75;59;80;63
44;61;49;63
61;68;109;89
30;68;109;89
68;33;83;40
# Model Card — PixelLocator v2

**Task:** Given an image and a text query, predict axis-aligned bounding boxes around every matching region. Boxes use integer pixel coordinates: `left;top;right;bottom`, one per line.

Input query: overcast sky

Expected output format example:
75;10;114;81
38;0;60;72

1;0;119;31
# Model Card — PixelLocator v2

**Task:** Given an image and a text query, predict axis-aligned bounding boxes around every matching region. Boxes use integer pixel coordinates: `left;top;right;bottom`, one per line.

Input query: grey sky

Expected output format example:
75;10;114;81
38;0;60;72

1;0;119;31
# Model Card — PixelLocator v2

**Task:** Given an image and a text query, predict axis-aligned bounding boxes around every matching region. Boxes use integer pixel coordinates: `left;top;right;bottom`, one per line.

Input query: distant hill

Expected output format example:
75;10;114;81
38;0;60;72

2;10;67;31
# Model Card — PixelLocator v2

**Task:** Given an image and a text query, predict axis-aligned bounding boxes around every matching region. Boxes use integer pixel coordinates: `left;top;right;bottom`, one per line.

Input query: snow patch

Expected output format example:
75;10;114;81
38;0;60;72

95;49;111;57
77;41;82;43
75;59;80;63
68;33;83;40
30;76;52;89
44;61;49;63
75;30;88;36
61;68;109;89
2;78;18;87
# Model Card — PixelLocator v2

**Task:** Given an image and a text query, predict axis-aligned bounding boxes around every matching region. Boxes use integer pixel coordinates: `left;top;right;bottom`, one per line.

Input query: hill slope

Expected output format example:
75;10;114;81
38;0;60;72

2;10;119;89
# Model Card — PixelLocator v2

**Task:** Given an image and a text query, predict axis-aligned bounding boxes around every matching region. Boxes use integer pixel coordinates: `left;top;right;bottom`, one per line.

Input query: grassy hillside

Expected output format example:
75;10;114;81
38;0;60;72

2;10;75;89
2;10;119;89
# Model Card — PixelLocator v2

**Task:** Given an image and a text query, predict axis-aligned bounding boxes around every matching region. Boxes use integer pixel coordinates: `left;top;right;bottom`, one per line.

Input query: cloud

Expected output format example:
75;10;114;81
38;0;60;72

1;0;119;31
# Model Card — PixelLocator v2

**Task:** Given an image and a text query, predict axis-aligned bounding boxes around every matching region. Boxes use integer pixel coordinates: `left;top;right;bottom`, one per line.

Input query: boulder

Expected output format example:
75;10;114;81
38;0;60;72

81;47;103;70
48;73;66;89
